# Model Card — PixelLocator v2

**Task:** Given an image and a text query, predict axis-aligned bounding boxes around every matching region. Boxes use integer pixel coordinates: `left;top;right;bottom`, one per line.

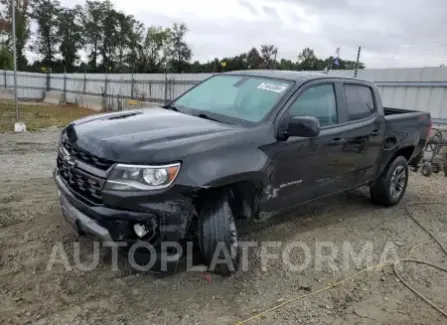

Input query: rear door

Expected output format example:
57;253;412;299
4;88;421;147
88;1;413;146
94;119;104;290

337;83;386;187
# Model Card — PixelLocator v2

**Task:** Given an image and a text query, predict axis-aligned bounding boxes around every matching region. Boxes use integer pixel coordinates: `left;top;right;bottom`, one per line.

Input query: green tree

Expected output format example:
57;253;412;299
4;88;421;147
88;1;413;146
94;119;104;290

0;0;30;69
98;0;117;71
30;0;62;71
189;60;203;73
260;44;278;69
224;53;248;71
58;6;83;71
247;47;262;69
82;0;107;71
0;45;13;69
139;26;171;72
126;18;144;72
297;47;324;70
278;58;296;70
167;23;192;73
114;11;131;71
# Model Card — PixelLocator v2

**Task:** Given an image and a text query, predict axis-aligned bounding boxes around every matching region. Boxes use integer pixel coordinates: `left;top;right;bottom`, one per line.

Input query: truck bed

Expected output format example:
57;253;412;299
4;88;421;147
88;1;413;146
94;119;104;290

384;106;428;117
382;106;431;167
384;106;430;127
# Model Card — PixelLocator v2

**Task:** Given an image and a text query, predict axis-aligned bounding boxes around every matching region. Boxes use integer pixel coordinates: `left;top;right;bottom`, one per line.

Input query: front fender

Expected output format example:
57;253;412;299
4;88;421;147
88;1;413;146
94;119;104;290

175;147;269;188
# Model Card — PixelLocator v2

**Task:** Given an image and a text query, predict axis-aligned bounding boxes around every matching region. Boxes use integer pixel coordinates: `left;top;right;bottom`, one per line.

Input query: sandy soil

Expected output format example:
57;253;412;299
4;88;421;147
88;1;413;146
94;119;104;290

1;128;447;325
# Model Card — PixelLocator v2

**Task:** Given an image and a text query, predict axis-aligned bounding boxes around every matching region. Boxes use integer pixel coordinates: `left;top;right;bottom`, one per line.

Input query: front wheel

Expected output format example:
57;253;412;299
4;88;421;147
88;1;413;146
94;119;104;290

370;156;409;207
198;192;239;276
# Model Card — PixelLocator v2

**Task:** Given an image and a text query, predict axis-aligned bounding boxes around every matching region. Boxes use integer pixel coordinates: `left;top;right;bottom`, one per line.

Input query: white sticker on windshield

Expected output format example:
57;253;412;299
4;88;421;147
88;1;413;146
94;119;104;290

257;82;289;93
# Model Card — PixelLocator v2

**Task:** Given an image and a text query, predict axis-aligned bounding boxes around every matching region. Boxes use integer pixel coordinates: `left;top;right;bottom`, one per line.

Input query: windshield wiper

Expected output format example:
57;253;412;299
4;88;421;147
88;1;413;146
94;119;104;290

163;104;179;112
196;113;220;122
163;105;222;123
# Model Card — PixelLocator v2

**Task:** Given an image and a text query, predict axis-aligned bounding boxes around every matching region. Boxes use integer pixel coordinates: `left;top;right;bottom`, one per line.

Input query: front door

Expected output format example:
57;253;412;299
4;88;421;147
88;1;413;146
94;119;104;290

261;82;346;214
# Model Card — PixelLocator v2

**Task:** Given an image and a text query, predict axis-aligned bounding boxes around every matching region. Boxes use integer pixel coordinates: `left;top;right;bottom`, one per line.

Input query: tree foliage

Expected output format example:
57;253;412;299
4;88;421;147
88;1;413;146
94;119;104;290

0;0;365;73
167;23;191;73
82;0;105;71
0;44;12;68
138;26;171;72
57;6;83;71
260;45;278;69
0;0;30;69
30;0;61;70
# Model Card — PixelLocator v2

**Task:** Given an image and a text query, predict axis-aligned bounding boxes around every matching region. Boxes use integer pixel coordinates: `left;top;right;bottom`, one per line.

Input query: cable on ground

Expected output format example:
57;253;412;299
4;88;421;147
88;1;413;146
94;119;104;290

236;202;447;324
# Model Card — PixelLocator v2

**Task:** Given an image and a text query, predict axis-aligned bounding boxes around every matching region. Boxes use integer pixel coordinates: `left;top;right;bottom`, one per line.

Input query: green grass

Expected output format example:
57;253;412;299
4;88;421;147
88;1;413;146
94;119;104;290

0;101;98;132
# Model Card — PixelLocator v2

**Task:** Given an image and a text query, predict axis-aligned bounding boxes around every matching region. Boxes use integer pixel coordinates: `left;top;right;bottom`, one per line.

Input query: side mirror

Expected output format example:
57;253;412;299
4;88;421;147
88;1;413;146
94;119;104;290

286;116;321;137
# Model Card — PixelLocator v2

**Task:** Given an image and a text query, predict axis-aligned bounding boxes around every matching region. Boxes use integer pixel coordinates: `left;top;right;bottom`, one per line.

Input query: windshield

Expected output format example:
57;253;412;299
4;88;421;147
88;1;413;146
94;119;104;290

173;75;293;123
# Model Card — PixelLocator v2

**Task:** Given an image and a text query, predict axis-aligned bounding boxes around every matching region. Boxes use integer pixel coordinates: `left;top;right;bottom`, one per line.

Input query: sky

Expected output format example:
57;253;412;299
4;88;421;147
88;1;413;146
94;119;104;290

54;0;447;68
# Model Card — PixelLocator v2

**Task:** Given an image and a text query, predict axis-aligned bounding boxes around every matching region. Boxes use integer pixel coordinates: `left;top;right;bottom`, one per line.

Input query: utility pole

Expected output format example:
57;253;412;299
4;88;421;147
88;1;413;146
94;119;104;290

354;46;362;78
12;0;18;121
273;50;277;70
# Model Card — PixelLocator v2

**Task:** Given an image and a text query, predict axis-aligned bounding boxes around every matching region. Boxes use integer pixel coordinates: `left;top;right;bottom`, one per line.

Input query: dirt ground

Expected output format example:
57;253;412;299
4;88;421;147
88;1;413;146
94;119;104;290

1;128;447;325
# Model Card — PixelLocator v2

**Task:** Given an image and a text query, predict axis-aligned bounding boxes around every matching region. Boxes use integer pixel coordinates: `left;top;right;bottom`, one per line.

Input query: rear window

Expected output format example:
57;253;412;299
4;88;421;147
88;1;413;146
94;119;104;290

344;84;376;121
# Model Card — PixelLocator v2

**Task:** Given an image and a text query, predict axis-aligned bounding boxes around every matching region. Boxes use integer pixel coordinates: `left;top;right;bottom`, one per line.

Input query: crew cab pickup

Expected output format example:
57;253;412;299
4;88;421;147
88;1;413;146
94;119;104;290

54;71;432;274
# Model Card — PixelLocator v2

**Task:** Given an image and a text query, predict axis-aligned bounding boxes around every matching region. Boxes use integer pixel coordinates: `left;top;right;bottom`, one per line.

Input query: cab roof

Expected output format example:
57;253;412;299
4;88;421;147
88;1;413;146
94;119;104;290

223;69;367;84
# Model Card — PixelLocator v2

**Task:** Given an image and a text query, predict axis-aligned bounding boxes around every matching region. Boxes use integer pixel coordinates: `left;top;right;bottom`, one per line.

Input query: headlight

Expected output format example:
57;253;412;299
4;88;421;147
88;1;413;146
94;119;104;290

104;163;181;191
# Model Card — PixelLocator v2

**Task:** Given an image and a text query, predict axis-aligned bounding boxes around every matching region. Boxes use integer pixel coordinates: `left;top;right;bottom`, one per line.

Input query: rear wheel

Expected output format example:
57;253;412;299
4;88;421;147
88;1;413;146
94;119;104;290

370;156;408;207
198;191;239;276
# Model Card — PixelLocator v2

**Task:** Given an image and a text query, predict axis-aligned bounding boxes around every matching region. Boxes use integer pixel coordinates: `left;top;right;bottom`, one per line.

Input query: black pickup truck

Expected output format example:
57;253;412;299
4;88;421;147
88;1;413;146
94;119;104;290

54;71;431;274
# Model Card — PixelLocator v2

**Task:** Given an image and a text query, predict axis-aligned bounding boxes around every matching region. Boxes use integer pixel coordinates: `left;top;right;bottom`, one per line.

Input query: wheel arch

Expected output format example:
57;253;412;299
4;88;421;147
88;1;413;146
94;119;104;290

193;177;265;220
378;145;414;178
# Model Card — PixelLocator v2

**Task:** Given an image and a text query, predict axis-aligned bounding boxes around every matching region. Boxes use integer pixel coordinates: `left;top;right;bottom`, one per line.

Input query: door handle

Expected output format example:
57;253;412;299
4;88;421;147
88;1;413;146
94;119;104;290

329;137;345;145
370;130;381;136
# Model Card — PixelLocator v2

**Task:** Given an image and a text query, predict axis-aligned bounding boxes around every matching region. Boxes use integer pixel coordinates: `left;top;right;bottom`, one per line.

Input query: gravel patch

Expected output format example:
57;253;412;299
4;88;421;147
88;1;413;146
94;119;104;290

1;129;447;325
0;127;60;182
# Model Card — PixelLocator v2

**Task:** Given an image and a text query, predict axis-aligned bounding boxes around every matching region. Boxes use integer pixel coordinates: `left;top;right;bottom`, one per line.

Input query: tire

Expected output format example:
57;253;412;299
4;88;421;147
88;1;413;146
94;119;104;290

370;156;409;207
421;162;432;177
432;159;442;173
198;192;239;276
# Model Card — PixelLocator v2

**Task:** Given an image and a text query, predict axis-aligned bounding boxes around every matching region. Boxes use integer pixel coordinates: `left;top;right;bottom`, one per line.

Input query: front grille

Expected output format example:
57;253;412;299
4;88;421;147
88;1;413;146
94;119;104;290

62;139;114;171
57;155;105;204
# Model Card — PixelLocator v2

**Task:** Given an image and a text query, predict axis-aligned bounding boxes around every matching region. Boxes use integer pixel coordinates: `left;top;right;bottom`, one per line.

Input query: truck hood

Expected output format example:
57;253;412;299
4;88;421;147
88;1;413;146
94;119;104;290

67;108;248;163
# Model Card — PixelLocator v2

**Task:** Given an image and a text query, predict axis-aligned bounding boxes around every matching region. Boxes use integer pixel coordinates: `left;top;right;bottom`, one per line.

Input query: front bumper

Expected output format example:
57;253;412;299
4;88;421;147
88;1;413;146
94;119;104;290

59;190;113;242
54;170;195;270
54;170;194;242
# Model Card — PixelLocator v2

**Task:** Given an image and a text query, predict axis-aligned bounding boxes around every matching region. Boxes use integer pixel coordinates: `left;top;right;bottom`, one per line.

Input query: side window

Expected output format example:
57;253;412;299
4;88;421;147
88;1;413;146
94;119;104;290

344;84;376;121
289;84;337;127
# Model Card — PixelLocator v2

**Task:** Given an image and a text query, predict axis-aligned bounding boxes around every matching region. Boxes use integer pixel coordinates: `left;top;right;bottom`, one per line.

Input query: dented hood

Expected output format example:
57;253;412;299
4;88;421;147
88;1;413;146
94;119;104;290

65;108;245;163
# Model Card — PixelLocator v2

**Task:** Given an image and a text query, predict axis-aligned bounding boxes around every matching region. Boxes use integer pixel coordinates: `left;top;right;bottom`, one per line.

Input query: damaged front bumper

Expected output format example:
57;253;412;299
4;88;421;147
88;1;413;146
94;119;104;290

54;171;195;271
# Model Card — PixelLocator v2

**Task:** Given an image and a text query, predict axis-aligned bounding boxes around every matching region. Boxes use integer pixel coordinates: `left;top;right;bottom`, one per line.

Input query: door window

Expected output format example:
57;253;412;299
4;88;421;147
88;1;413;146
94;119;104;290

289;84;337;126
344;84;376;121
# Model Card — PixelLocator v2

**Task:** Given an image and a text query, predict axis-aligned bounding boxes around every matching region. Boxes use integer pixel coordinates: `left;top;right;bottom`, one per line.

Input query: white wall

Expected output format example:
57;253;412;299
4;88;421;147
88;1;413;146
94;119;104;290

2;68;447;122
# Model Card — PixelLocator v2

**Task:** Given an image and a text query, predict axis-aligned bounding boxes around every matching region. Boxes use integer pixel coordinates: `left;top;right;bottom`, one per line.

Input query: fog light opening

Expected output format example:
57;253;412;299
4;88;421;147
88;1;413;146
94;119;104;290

133;223;149;238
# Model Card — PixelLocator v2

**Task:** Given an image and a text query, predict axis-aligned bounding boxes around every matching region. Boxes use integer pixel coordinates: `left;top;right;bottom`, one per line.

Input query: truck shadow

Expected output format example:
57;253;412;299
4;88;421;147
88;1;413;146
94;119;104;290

111;188;378;278
238;188;373;236
81;188;383;278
